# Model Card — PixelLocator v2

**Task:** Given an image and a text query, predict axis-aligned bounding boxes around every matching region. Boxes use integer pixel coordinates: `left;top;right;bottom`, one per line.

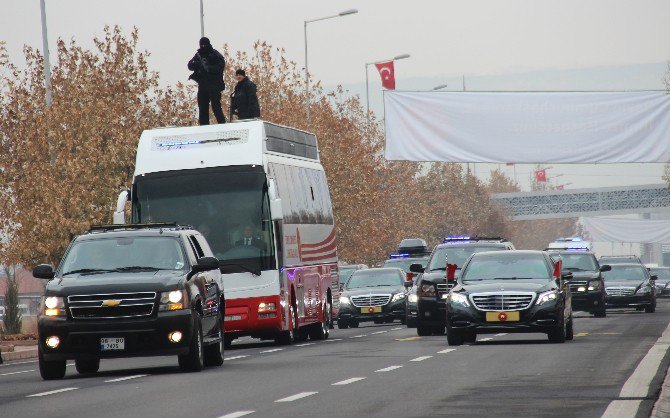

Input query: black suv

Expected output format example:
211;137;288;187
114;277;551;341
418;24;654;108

547;250;610;317
410;237;514;336
34;224;225;380
445;251;574;345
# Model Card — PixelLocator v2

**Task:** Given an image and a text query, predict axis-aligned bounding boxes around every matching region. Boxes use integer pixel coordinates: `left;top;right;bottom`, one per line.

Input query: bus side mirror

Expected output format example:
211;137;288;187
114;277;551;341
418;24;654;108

113;190;129;225
270;198;284;221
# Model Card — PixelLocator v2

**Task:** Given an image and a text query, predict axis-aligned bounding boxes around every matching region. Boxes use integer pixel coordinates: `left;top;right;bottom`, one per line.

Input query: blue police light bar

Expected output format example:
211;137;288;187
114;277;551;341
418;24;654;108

389;253;410;259
565;247;589;252
443;235;471;243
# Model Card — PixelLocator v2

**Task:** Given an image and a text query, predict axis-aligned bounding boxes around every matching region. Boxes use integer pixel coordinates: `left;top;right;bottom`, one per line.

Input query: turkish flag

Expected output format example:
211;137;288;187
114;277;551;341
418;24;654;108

375;61;395;90
553;259;562;278
535;169;547;182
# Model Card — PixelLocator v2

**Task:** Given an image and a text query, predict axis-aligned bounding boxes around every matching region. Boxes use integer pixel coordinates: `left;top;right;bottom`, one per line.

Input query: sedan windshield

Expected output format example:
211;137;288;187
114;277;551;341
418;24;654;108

428;245;505;271
602;266;647;281
346;270;403;289
557;253;598;271
60;237;186;275
461;253;551;282
339;267;358;282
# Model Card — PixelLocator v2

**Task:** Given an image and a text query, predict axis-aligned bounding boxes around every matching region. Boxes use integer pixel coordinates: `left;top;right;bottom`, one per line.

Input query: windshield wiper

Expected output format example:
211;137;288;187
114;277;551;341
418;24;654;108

220;262;261;276
564;267;589;272
431;267;446;271
62;268;116;276
114;266;161;272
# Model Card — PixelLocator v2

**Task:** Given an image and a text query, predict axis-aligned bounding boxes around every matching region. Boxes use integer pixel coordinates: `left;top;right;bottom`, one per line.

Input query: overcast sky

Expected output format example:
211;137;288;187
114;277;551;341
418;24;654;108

2;0;669;190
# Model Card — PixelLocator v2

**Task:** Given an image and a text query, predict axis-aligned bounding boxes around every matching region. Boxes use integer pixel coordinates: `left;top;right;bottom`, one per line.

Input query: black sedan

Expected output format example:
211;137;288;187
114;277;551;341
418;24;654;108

603;263;657;312
445;251;574;345
649;267;670;297
337;268;408;328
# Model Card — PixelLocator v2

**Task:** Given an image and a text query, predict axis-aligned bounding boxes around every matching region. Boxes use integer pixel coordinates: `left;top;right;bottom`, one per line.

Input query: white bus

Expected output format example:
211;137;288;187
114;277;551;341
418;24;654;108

114;121;339;345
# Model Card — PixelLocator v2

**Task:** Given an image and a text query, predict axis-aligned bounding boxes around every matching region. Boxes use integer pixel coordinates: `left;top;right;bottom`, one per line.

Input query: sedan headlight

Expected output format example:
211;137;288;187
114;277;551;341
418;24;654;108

340;296;350;305
636;286;651;295
536;290;558;306
408;294;419;303
391;293;405;302
42;296;65;317
587;281;602;291
449;292;470;307
160;290;186;311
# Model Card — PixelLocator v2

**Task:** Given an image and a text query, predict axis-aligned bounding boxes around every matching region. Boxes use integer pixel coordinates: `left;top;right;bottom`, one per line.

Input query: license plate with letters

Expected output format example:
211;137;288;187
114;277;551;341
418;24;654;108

100;337;125;351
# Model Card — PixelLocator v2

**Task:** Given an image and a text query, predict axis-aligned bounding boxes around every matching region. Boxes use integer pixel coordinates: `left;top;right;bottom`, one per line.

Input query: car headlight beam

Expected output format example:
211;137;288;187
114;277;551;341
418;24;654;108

340;296;350;305
391;293;405;302
536;290;558;306
449;292;470;307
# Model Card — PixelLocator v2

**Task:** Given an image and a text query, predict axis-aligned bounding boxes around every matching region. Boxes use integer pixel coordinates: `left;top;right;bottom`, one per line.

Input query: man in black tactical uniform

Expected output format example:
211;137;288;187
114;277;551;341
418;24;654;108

187;37;226;125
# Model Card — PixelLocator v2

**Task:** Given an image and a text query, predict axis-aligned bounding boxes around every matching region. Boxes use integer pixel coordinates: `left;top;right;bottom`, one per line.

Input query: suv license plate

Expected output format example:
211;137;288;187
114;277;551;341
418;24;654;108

100;337;125;351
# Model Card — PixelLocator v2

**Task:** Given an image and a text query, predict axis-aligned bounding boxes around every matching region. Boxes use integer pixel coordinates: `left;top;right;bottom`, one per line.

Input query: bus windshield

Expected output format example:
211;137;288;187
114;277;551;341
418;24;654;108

132;166;275;272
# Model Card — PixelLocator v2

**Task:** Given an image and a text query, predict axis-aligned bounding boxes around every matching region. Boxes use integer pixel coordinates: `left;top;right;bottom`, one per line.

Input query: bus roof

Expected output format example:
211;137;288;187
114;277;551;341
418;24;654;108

134;120;319;177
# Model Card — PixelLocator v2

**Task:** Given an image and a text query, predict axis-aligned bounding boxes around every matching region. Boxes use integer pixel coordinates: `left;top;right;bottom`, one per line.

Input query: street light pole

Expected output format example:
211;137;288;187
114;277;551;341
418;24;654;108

39;0;52;107
199;0;205;37
365;53;410;119
304;9;358;125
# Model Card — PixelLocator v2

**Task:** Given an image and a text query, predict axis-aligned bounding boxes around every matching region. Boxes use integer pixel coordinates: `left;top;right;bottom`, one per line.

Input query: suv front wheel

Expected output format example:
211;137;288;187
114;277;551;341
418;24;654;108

38;349;66;380
179;316;204;372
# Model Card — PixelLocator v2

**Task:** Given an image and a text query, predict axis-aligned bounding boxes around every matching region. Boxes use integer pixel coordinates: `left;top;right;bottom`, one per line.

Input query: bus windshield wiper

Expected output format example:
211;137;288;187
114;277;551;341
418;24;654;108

62;268;116;276
220;262;261;277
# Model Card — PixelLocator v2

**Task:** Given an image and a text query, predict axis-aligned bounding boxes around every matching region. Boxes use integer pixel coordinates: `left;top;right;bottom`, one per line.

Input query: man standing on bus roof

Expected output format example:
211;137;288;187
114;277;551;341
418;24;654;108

231;69;260;120
187;37;226;125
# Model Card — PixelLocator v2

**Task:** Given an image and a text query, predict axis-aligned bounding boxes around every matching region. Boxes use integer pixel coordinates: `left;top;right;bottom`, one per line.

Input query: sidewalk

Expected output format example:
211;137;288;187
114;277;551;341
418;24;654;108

0;345;38;362
653;365;670;418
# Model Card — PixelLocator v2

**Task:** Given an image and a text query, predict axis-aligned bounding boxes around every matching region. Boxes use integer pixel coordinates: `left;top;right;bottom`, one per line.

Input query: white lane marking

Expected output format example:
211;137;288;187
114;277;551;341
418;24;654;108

410;356;433;362
275;391;318;402
371;331;388;335
350;334;367;338
217;411;255;418
324;338;343;342
375;365;403;373
295;343;315;347
479;337;493;342
0;369;34;376
0;360;37;367
619;321;670;398
438;348;456;354
494;333;507;337
105;374;147;383
601;400;642;418
27;387;79;397
390;327;403;331
260;348;283;353
225;355;248;361
332;377;366;386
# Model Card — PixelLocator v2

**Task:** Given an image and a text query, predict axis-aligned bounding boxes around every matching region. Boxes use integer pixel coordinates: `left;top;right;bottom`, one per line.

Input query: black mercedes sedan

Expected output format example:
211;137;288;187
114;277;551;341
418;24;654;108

34;224;225;380
445;251;574;345
337;268;408;328
603;263;657;312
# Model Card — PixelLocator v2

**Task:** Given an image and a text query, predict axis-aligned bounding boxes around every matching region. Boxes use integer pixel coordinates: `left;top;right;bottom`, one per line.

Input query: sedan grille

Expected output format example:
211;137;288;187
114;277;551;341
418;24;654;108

470;292;535;311
350;294;391;307
68;292;157;319
605;287;636;297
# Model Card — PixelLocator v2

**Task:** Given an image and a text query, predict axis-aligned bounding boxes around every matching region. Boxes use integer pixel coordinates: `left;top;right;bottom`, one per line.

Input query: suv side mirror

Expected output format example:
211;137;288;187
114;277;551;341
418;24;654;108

192;257;220;273
561;272;573;280
33;264;55;280
600;264;612;272
409;263;425;273
650;275;658;281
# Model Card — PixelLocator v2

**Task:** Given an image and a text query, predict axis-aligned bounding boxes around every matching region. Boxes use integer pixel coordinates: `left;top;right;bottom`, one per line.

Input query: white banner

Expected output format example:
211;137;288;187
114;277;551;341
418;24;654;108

384;91;670;163
581;217;670;244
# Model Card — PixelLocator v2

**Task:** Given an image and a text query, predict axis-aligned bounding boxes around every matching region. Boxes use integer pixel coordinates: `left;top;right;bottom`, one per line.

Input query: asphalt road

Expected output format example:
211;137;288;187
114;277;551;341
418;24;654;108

2;301;670;418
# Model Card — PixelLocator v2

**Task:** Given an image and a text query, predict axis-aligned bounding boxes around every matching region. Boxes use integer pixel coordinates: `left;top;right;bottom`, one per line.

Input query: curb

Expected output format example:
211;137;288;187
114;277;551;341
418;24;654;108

1;347;38;362
653;361;670;417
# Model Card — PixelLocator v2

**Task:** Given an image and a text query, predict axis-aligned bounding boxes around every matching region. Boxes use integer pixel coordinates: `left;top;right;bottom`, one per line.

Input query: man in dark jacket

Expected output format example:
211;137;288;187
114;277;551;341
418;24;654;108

188;37;226;125
231;69;260;120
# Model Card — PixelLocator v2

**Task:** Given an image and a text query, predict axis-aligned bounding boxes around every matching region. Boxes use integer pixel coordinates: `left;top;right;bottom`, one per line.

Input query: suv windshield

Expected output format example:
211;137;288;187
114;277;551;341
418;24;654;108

602;265;647;281
132;166;275;273
346;270;403;289
384;258;428;272
557;253;598;271
60;237;186;275
428;245;505;271
599;256;639;265
461;253;551;283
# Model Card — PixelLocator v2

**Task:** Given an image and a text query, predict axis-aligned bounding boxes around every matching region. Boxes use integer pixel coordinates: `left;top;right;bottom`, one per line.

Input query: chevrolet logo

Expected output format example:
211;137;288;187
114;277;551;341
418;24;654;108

101;299;122;307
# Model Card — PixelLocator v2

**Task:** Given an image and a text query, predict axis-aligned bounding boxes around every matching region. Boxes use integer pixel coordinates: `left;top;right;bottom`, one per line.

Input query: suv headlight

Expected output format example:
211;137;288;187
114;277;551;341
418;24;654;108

391;293;405;302
587;281;602;291
536;290;558;306
408;294;419;303
340;295;350;305
160;290;187;311
449;292;470;307
636;286;651;295
42;296;65;317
